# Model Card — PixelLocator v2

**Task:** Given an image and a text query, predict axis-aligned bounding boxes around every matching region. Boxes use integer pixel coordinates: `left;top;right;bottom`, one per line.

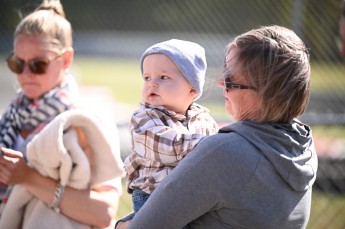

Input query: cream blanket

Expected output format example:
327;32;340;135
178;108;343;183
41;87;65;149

0;109;124;229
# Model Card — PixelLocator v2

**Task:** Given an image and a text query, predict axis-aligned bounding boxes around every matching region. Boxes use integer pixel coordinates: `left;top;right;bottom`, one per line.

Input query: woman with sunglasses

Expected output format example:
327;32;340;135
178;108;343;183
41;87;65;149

0;1;121;228
118;25;318;229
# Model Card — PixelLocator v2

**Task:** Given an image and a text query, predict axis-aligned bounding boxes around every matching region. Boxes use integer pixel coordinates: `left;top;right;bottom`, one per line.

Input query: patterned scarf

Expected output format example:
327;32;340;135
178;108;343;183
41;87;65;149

0;76;78;150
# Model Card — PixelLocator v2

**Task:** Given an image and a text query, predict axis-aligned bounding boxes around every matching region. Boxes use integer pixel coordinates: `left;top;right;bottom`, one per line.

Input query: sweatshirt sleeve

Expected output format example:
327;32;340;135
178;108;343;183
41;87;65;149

130;107;206;164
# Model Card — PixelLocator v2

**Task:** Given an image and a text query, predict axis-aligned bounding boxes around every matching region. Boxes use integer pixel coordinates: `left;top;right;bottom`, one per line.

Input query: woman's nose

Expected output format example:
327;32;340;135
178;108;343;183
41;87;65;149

216;78;225;87
21;65;35;76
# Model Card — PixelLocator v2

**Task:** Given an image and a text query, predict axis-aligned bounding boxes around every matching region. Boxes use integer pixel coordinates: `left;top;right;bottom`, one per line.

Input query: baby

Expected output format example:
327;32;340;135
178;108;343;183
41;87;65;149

119;39;218;227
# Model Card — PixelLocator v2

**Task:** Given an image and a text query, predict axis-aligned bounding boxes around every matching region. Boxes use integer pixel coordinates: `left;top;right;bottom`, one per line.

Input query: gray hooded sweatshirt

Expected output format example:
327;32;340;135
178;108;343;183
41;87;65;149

127;120;318;229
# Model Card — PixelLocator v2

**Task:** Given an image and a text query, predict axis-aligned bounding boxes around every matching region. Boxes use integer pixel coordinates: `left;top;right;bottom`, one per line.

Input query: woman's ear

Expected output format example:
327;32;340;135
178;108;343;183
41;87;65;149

62;47;74;70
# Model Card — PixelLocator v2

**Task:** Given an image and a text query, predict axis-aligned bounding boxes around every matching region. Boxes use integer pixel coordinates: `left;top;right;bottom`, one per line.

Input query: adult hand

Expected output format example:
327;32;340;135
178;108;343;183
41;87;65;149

0;148;30;185
116;220;131;229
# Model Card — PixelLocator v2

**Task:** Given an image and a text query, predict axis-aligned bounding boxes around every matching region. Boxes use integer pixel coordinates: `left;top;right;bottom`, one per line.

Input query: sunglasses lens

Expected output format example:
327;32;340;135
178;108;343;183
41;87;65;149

6;52;61;75
7;57;24;74
30;60;49;74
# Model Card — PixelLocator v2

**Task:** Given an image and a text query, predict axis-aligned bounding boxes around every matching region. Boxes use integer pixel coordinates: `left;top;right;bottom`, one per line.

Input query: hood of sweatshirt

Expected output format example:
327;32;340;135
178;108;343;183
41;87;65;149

219;119;318;192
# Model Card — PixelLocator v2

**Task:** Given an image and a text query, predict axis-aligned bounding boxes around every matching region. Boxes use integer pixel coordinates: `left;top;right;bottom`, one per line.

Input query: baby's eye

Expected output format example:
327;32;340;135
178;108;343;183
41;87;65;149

143;76;151;81
161;75;169;80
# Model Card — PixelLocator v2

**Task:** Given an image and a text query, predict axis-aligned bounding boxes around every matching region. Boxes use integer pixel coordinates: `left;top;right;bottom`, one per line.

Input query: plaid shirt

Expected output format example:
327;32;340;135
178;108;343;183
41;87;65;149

124;102;219;194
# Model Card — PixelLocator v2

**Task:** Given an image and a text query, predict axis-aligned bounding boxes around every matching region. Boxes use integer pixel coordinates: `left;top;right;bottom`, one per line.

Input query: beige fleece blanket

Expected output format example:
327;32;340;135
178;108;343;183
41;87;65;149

0;109;124;229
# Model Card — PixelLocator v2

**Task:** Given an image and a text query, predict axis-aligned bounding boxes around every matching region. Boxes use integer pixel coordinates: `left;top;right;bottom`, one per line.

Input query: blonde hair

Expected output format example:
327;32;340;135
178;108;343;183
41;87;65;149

14;0;72;52
227;25;311;123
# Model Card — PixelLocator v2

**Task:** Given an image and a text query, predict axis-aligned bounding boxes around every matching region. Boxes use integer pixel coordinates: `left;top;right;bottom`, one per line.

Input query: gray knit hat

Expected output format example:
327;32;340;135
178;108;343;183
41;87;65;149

140;39;207;101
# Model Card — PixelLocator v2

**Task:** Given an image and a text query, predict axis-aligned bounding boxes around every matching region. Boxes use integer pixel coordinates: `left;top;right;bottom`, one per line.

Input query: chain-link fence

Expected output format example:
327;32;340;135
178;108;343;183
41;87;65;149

1;0;345;228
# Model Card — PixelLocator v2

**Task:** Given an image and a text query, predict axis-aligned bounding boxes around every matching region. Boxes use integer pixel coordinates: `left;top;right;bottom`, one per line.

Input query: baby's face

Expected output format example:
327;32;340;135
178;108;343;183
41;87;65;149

141;54;197;114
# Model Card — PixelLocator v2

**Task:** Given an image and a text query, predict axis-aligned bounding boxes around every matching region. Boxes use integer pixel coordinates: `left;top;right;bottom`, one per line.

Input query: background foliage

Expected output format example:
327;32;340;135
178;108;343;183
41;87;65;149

0;0;343;61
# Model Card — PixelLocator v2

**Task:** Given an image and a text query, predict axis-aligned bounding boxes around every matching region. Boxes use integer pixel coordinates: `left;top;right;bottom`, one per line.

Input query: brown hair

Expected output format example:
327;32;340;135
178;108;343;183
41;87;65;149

14;0;72;52
226;25;311;123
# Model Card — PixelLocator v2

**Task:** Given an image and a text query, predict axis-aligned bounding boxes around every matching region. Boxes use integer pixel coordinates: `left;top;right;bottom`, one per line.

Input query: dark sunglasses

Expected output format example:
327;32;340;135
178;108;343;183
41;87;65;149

224;77;257;92
6;52;63;74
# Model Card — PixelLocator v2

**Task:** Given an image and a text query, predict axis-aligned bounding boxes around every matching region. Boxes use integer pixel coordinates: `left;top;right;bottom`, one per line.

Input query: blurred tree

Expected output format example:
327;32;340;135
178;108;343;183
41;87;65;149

0;0;342;61
304;0;342;61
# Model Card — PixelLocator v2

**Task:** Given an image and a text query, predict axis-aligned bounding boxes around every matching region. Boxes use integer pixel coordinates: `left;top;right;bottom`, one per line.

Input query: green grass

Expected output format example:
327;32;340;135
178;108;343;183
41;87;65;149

308;191;345;229
74;58;345;104
117;179;132;218
312;126;345;139
73;58;345;124
73;56;230;121
310;62;345;93
73;57;142;106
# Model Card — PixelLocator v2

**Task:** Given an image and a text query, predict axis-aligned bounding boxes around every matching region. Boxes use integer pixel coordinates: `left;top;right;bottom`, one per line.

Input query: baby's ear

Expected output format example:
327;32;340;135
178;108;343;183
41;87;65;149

190;87;198;98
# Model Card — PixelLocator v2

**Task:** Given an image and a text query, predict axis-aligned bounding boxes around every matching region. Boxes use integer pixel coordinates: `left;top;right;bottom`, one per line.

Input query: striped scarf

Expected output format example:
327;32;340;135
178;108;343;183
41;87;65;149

0;76;78;150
